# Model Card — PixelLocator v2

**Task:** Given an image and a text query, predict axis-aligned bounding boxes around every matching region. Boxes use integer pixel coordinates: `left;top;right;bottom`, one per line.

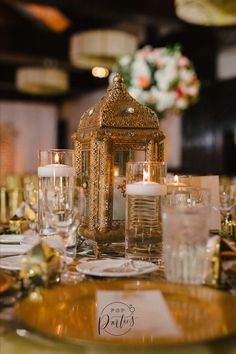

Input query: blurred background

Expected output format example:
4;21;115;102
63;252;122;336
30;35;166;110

0;0;236;184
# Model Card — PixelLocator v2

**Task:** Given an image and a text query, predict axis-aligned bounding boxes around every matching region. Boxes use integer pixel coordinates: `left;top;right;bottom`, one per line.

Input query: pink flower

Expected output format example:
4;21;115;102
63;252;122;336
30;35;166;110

178;56;190;68
186;85;199;97
156;58;165;68
136;46;152;60
147;93;157;105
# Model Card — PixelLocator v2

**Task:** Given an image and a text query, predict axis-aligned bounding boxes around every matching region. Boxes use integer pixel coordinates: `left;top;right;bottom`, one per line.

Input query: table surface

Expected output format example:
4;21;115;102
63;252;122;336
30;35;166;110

1;244;236;354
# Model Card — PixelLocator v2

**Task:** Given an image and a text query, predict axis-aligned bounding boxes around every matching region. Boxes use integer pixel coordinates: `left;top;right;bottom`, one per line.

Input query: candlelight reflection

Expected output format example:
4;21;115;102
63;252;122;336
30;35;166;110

54;153;60;164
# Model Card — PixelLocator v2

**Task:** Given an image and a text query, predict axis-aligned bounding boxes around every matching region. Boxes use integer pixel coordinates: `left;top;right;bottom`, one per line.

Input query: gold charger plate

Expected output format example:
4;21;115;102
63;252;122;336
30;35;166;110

0;271;14;293
15;279;236;348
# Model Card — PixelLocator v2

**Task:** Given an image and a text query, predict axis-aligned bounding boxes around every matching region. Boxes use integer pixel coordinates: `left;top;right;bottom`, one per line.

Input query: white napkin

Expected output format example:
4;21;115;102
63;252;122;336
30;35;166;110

0;234;23;244
0;244;33;256
0;255;22;270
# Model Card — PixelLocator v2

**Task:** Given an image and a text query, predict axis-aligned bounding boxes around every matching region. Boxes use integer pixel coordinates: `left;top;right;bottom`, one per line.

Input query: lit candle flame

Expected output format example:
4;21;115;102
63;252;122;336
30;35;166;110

143;169;149;182
114;166;119;177
54;153;60;164
174;175;179;184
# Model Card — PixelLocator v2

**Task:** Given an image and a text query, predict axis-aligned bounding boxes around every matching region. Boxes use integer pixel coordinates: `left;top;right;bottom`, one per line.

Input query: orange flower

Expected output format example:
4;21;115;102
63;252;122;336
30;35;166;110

139;76;150;89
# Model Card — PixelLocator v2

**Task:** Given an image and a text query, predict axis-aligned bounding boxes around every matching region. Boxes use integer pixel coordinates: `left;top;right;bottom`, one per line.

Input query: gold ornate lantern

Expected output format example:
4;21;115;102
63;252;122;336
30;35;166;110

73;74;165;252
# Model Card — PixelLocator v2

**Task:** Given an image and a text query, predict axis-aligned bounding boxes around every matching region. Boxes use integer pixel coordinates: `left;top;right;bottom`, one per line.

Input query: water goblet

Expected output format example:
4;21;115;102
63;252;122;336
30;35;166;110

38;149;77;273
45;184;76;258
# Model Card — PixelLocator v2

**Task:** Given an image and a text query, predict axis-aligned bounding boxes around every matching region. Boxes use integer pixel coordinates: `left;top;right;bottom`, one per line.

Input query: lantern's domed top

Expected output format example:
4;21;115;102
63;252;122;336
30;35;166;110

78;74;160;131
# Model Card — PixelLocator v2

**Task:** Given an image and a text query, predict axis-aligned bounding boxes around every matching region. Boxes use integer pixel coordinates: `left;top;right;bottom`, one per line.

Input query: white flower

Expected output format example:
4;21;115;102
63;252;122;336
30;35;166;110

136;45;152;60
119;54;132;67
155;57;178;91
178;56;190;68
130;59;151;88
111;45;200;114
128;86;143;101
179;68;194;83
151;88;176;112
145;91;157;105
176;97;188;109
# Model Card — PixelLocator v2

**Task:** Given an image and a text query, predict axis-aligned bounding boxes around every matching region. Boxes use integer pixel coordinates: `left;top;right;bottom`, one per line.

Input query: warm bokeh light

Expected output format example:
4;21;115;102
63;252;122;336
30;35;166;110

21;3;70;32
54;153;60;164
91;66;109;78
70;30;138;70
15;67;69;95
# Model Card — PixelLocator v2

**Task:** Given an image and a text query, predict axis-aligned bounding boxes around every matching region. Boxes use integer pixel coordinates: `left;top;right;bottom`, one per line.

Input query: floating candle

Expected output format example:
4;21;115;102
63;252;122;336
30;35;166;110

167;175;187;188
38;164;76;177
126;181;167;196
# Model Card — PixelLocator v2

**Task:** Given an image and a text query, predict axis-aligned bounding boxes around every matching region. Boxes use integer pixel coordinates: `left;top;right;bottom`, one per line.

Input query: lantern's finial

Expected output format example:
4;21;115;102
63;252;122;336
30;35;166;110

113;73;124;83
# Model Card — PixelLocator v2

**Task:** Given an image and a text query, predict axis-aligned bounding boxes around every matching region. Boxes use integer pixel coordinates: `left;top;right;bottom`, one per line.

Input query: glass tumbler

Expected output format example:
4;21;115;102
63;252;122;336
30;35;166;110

162;187;211;284
125;161;167;262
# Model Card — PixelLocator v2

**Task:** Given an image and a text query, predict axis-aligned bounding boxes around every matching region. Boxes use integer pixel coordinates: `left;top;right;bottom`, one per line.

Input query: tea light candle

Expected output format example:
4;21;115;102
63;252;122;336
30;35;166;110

38;164;76;177
126;181;167;196
167;175;187;188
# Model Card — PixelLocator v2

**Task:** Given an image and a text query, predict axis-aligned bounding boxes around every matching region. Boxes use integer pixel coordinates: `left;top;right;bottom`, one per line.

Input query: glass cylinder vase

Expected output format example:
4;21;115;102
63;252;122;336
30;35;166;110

125;161;167;262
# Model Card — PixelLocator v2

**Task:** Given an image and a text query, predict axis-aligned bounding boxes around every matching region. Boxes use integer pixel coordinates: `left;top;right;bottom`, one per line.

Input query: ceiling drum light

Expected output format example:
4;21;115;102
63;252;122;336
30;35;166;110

175;0;236;26
15;67;69;95
69;29;138;70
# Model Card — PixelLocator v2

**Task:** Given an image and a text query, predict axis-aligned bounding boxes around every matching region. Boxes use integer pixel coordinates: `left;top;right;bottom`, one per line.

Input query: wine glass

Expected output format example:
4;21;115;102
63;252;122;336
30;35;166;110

219;184;236;239
44;182;87;284
45;184;75;256
37;149;83;283
23;176;38;234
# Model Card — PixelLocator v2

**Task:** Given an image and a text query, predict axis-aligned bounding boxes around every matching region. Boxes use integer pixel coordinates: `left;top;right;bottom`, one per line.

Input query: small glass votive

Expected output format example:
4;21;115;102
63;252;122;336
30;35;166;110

125;161;167;262
162;187;211;284
38;149;76;237
166;174;192;191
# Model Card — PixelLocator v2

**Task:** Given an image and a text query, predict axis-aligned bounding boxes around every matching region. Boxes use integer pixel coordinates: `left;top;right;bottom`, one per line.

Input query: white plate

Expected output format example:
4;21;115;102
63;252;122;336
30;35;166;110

0;234;23;244
0;255;22;270
0;244;33;256
76;259;158;277
0;255;72;271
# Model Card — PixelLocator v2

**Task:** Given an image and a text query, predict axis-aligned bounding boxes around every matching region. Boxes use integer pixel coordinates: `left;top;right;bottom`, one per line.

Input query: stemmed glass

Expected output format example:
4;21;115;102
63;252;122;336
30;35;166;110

219;184;236;239
23;176;38;234
45;184;75;256
44;182;86;284
38;149;78;279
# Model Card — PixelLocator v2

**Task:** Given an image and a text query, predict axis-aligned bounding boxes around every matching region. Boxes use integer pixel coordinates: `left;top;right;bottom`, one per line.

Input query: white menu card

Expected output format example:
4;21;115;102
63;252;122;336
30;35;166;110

96;290;181;338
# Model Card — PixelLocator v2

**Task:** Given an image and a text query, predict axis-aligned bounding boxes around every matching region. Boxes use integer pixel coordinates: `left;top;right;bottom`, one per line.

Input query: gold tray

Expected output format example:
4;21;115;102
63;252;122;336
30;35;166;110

15;279;236;347
0;271;14;293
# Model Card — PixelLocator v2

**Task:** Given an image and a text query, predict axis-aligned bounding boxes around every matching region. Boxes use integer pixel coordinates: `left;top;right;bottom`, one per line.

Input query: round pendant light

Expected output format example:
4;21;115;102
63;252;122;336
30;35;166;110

175;0;236;26
69;29;138;70
15;67;69;95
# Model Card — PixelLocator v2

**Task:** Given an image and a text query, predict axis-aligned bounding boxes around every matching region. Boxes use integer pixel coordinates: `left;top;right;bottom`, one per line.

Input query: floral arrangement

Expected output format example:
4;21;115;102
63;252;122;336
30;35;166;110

111;45;200;116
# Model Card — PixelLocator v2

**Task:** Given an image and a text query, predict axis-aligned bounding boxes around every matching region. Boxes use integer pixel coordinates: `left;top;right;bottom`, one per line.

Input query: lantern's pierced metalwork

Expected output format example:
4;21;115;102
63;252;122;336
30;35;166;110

72;74;165;252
